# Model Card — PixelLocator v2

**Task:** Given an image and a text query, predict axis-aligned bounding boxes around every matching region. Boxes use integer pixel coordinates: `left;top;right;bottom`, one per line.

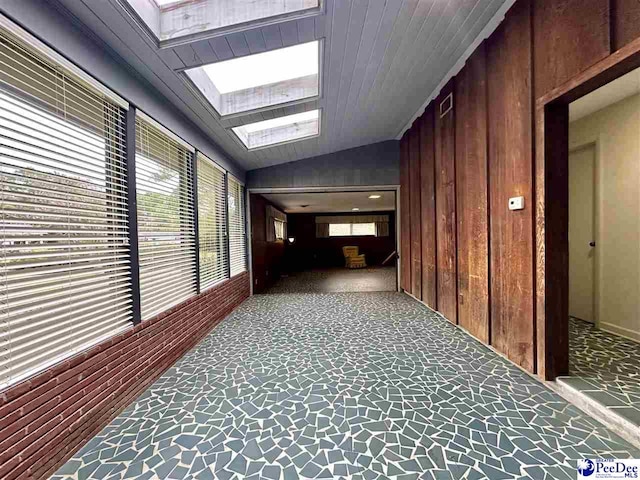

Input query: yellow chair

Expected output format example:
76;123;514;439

342;246;367;269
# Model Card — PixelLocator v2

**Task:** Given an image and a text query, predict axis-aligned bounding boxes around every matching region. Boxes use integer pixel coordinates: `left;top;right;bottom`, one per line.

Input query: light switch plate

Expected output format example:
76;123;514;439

509;196;525;211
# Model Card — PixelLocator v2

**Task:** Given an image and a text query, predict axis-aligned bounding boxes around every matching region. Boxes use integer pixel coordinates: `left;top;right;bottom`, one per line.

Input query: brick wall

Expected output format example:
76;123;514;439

0;272;250;480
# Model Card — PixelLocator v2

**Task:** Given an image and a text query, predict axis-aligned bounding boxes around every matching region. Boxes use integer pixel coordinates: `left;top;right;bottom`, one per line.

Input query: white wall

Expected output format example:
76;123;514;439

569;94;640;341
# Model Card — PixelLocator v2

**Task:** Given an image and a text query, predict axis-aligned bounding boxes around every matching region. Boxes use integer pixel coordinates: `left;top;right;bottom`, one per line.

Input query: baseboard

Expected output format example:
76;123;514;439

599;321;640;344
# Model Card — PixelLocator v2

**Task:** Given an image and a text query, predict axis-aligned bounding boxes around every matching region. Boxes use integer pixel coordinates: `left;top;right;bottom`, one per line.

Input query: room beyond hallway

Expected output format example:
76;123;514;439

264;266;396;294
53;292;638;480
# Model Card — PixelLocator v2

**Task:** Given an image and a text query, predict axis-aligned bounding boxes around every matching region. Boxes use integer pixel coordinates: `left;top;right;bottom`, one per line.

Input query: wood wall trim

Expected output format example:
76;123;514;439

535;103;570;380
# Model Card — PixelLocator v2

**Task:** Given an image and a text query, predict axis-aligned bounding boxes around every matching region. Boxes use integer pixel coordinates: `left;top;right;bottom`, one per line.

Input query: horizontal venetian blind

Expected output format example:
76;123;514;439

0;26;132;388
227;175;246;277
136;115;196;320
197;153;228;290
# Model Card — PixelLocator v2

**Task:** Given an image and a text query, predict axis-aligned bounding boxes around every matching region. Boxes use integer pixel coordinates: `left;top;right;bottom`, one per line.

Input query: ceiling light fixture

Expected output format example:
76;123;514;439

368;195;381;199
352;208;360;211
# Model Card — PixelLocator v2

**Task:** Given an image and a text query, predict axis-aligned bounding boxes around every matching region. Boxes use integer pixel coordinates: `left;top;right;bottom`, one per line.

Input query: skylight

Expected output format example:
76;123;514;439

233;110;320;150
154;0;182;6
126;0;321;43
186;41;320;116
203;42;318;94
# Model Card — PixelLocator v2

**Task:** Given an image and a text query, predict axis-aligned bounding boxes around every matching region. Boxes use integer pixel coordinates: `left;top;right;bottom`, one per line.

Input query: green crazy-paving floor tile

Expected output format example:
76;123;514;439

564;317;640;425
52;293;639;480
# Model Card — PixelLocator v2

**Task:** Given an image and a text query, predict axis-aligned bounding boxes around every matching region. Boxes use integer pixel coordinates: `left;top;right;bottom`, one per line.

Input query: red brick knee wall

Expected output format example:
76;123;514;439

0;272;250;480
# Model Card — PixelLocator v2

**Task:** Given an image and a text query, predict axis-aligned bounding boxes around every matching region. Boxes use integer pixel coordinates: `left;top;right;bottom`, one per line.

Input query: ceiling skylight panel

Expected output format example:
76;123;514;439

202;42;318;94
233;109;320;150
185;41;320;116
126;0;321;43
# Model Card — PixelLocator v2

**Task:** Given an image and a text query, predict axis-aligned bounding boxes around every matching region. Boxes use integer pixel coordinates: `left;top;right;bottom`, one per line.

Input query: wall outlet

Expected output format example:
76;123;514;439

508;196;525;211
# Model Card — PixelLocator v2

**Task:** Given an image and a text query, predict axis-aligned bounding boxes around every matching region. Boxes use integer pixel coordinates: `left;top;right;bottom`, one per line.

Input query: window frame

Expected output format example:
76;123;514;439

0;19;133;389
195;151;229;291
329;222;377;237
0;14;251;391
274;218;286;241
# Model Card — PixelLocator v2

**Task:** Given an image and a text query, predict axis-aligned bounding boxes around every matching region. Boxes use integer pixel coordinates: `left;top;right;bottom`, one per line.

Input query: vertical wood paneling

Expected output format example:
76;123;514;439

400;134;411;292
409;124;422;299
435;79;457;324
612;0;640;51
455;43;490;344
533;0;610;99
419;105;437;309
487;0;535;372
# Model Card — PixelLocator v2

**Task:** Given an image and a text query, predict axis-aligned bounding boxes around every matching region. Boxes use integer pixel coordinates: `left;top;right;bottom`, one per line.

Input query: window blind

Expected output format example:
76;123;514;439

135;115;197;320
227;175;246;276
0;27;132;388
196;152;228;290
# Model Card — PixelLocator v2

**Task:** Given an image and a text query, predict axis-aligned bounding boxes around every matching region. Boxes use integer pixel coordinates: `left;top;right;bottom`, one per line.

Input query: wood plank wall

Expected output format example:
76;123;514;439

399;0;639;376
419;106;437;309
409;127;422;299
400;136;411;292
612;0;640;50
455;42;489;344
435;80;457;324
487;0;535;372
533;0;610;99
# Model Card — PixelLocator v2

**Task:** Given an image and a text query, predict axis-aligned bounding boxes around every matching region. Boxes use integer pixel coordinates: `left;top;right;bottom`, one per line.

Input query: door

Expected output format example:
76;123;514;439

569;144;596;323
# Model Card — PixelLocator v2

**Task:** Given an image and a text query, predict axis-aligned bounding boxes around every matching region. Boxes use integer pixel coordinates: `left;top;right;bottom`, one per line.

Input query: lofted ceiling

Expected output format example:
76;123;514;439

55;0;513;171
261;191;396;214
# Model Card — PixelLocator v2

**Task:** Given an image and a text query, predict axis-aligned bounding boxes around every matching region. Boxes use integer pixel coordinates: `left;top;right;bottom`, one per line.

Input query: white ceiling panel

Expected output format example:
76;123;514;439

54;0;511;171
261;191;395;214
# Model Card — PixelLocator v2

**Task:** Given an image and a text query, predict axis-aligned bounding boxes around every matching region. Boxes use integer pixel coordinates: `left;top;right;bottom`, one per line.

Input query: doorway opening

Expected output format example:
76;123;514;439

248;188;399;294
557;66;640;432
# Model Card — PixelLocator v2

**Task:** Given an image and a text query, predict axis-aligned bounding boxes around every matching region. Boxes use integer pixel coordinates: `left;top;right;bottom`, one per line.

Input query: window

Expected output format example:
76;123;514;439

274;219;285;241
0;26;131;388
233;110;320;150
329;223;376;237
125;0;320;43
227;175;247;276
197;152;228;290
136;114;196;320
186;41;320;117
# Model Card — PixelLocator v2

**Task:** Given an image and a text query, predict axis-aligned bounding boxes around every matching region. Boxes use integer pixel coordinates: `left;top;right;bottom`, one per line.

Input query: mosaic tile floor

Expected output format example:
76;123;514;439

558;318;640;426
265;266;397;294
53;293;639;480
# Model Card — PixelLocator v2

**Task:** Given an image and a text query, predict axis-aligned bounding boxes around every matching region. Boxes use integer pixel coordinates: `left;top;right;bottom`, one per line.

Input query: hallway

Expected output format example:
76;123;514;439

53;293;638;480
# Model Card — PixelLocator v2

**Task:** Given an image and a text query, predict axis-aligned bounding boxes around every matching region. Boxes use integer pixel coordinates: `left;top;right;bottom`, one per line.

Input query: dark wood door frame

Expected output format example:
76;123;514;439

536;36;640;380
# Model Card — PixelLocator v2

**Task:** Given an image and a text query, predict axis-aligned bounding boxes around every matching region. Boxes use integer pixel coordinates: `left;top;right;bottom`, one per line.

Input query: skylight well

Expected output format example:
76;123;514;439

233;109;320;150
186;41;320;116
126;0;320;43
